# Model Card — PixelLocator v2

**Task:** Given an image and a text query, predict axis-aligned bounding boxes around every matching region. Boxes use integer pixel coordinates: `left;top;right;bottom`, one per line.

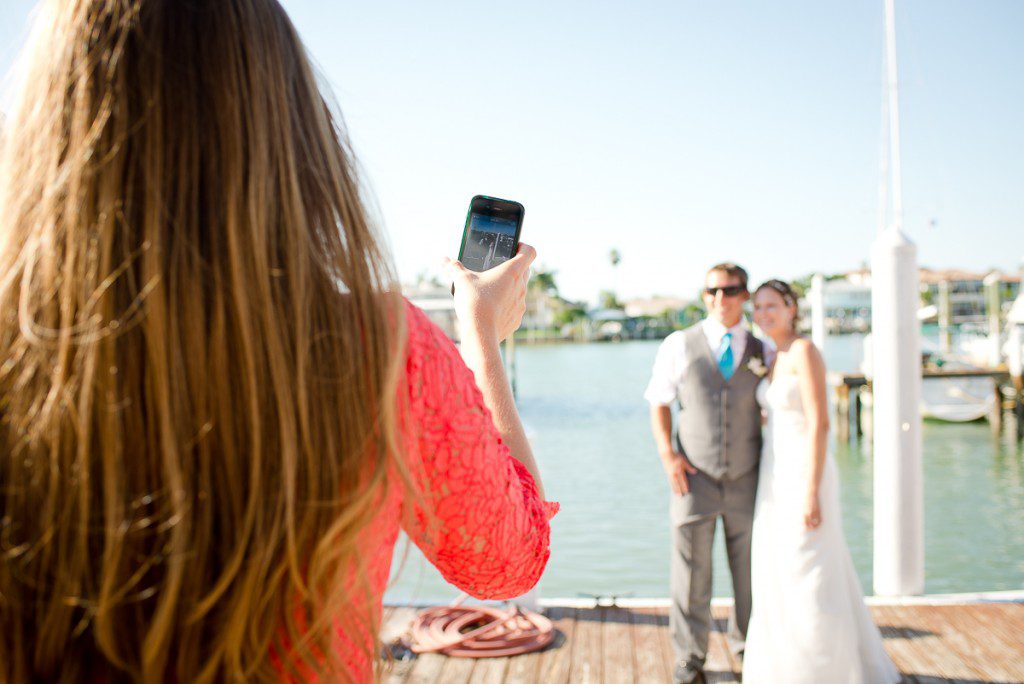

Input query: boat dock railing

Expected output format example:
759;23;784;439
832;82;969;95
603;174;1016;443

829;366;1024;441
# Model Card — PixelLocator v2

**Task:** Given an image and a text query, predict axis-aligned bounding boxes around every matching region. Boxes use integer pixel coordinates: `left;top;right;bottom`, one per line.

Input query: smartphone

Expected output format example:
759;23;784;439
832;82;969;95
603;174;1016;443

457;195;524;274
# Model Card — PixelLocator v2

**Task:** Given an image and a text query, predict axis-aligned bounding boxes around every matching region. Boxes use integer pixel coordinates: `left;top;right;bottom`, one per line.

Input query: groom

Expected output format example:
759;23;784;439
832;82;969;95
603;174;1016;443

645;262;767;684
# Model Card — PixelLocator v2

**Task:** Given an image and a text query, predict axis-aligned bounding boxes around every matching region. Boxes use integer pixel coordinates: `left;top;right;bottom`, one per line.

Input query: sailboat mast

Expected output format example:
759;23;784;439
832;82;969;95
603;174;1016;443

883;0;903;231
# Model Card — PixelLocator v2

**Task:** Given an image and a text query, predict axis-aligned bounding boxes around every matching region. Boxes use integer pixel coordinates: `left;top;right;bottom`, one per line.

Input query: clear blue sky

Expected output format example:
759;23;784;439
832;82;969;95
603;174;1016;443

2;1;1021;304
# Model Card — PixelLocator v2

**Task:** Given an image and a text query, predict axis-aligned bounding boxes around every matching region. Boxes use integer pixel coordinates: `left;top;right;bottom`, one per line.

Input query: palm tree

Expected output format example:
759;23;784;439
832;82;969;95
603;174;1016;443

608;248;622;307
525;268;559;340
529;269;559;297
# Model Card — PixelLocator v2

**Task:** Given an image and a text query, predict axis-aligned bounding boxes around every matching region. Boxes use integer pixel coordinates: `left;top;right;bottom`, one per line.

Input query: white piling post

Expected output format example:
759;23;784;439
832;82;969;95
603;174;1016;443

1008;295;1024;391
937;280;952;354
1009;324;1023;384
810;273;827;353
983;272;1002;369
504;334;518;400
873;0;924;598
871;232;924;597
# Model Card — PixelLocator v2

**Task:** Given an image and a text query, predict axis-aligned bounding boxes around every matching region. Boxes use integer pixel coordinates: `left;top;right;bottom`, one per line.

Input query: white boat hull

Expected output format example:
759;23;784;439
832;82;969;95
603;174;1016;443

920;376;996;422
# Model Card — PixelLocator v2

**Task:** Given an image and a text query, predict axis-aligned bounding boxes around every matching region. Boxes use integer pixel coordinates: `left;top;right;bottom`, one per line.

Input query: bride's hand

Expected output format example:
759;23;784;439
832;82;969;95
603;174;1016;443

804;491;822;530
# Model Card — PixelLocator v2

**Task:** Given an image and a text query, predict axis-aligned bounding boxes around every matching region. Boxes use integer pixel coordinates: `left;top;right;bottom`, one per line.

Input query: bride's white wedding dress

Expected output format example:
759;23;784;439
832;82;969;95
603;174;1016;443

743;375;899;683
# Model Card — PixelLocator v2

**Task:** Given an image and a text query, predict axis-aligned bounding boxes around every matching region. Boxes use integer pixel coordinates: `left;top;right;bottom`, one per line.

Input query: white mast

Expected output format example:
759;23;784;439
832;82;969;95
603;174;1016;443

872;0;925;597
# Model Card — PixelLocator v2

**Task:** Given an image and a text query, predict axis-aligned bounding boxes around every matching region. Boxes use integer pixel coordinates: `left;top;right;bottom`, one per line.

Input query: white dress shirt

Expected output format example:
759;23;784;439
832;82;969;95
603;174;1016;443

644;318;763;407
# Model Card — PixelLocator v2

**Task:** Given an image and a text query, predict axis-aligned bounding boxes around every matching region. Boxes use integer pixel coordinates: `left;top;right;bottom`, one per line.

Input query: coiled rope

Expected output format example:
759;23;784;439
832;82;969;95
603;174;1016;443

408;596;554;658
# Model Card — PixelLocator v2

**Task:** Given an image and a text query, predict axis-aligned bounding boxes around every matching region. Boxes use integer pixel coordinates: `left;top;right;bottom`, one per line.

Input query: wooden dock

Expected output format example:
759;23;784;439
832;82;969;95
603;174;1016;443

830;367;1024;442
379;602;1024;683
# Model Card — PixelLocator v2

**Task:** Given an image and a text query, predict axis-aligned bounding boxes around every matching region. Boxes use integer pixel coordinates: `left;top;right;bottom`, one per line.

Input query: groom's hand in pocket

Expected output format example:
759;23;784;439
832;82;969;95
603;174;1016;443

660;449;698;495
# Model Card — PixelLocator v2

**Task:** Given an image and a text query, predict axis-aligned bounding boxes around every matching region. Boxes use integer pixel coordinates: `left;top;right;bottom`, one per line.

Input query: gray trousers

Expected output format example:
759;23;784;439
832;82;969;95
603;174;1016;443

669;467;758;668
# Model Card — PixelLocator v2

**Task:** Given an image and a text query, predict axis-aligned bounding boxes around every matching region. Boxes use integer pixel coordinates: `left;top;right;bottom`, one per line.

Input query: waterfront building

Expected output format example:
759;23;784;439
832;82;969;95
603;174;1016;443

524;290;586;340
818;268;1021;329
798;279;873;334
919;268;1021;325
622;296;692;319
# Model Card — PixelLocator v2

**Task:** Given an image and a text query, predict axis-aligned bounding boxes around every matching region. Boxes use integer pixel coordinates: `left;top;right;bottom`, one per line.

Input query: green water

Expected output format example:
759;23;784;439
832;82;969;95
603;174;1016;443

386;338;1024;602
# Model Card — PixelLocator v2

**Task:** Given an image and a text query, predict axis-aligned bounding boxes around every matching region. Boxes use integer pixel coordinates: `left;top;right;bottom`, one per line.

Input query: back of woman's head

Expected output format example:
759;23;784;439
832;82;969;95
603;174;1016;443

0;1;405;680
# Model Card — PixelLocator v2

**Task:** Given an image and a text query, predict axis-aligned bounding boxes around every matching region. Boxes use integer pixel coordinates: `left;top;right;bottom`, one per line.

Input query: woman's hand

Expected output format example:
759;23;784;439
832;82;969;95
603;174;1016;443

803;490;822;530
444;243;536;345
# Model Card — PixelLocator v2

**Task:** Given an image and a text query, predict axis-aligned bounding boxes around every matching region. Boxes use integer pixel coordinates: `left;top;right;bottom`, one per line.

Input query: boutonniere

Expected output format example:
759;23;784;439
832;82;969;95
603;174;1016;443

747;356;768;378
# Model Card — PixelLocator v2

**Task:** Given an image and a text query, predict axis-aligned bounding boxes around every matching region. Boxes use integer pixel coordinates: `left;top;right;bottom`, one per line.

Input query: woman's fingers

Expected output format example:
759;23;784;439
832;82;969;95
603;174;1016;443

442;257;470;283
513;242;537;269
445;244;538;343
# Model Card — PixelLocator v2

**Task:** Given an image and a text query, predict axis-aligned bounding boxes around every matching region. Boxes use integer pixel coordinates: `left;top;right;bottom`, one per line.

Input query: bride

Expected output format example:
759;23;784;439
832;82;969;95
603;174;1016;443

743;279;899;684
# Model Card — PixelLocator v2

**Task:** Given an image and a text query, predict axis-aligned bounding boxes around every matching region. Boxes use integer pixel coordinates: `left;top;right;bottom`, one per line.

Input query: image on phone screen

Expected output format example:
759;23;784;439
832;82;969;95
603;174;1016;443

462;213;518;272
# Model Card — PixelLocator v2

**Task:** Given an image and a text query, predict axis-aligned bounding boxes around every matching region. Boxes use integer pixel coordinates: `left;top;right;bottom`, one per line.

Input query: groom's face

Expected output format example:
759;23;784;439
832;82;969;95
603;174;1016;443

703;270;749;327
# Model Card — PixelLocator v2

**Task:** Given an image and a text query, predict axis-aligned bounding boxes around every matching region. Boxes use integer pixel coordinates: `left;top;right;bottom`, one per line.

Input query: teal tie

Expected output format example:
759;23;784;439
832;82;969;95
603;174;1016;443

718;332;734;381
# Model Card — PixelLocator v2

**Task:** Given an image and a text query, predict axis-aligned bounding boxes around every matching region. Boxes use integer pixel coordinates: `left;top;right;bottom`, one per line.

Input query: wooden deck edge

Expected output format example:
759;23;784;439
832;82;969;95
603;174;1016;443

385;589;1024;611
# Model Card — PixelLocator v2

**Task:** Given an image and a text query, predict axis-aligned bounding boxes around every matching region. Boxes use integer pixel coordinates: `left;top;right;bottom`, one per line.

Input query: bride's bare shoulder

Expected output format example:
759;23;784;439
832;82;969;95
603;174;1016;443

790;337;825;369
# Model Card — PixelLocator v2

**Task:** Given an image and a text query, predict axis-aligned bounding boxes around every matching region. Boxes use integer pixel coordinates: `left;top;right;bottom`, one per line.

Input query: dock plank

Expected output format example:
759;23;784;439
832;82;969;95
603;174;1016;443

535;606;577;684
571;606;603;684
631;607;669;683
969;603;1024;652
873;605;979;682
708;606;741;683
383;601;1024;683
905;605;1023;682
465;657;507;684
602;606;635;684
656;605;678;677
435;652;475;684
941;605;1024;681
404;653;447;684
502;648;541;684
871;607;931;682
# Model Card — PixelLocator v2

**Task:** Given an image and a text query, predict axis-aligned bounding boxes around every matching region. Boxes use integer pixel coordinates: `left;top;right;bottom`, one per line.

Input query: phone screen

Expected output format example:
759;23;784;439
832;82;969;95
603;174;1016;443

462;213;519;272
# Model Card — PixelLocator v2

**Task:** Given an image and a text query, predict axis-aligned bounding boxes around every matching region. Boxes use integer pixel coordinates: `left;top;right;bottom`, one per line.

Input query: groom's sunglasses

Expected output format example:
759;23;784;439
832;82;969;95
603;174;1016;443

704;285;747;297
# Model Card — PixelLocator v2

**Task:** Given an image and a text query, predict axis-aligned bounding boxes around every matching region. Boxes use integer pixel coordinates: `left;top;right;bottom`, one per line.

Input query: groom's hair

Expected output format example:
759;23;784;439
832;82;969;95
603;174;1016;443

706;262;749;290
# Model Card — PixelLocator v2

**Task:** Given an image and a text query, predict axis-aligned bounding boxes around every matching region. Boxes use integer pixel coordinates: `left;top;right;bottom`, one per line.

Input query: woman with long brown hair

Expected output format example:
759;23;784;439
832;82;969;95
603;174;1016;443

0;1;556;681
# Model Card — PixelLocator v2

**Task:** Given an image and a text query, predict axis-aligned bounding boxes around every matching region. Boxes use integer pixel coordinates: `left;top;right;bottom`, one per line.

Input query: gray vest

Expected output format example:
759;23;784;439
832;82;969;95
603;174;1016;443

674;324;764;481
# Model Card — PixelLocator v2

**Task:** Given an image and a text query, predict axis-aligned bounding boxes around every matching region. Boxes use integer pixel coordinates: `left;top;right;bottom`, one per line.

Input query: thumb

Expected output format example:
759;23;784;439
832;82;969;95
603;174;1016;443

508;242;537;273
442;257;469;279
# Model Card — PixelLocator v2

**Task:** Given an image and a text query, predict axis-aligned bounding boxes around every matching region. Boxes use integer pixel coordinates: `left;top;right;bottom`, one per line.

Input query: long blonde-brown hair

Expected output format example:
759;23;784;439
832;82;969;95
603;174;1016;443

0;0;407;680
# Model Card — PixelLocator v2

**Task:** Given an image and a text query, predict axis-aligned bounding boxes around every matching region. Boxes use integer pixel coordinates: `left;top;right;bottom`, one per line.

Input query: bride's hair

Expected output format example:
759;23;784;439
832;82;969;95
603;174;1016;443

0;0;409;680
755;279;800;330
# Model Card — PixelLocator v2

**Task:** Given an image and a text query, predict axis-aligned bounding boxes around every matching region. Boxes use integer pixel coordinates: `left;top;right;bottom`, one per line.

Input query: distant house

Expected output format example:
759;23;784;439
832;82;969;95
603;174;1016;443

523;290;585;337
623;296;704;331
797;279;872;334
623;296;692;318
588;307;630;340
919;268;1021;325
824;268;1021;329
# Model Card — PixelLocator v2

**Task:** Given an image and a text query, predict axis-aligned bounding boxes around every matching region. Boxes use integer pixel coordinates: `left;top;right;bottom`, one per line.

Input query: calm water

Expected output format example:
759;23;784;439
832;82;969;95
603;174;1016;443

386;337;1024;602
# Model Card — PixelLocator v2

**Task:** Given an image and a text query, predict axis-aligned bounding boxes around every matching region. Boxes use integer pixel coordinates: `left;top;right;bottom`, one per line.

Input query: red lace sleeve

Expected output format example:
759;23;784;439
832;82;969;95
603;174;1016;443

400;302;558;600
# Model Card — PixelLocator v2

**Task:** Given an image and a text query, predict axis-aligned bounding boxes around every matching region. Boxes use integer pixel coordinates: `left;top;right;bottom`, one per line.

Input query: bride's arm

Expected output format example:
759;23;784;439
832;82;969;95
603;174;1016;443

795;338;830;529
